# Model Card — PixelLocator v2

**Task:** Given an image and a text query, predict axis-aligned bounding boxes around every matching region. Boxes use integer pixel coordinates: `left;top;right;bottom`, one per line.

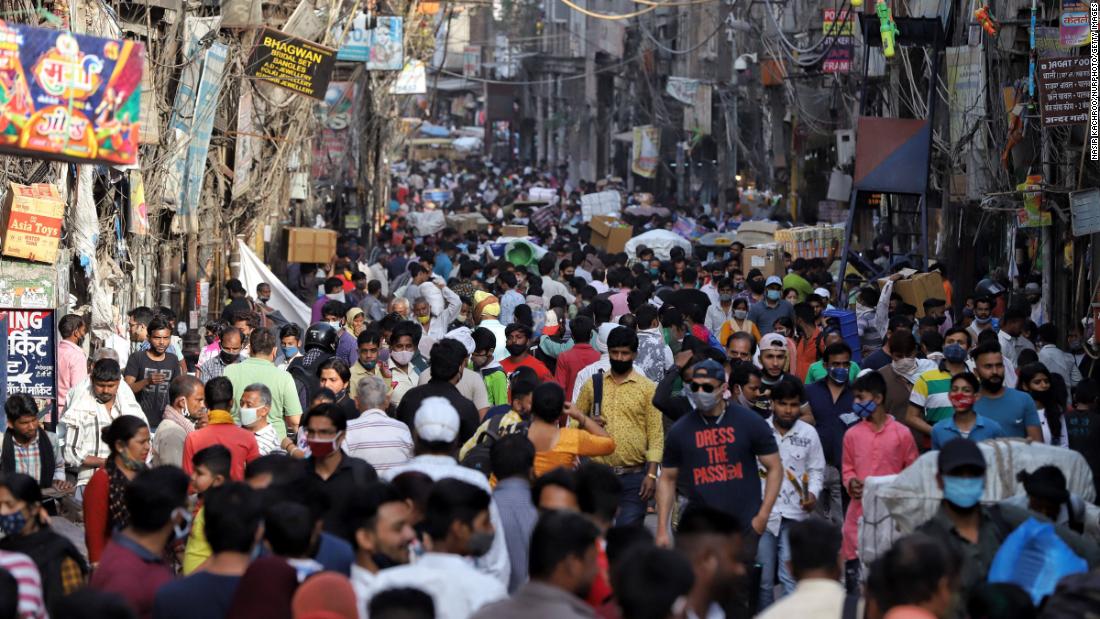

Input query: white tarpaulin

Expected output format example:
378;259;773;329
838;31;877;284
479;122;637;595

580;190;621;221
237;239;310;329
624;229;693;260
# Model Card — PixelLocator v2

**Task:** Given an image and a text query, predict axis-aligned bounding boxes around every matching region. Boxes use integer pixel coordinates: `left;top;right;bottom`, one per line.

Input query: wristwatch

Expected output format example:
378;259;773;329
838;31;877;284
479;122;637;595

647;472;659;480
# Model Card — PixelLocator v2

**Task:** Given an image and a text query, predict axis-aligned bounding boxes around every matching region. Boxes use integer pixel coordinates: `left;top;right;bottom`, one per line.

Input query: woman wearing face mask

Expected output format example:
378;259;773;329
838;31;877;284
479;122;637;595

302;403;377;533
83;415;151;565
719;297;761;347
1018;363;1068;448
0;473;88;608
929;372;1005;449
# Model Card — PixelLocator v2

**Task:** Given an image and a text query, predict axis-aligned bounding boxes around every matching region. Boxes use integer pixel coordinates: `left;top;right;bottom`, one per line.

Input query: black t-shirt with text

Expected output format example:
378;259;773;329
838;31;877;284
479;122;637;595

124;351;178;429
663;402;778;529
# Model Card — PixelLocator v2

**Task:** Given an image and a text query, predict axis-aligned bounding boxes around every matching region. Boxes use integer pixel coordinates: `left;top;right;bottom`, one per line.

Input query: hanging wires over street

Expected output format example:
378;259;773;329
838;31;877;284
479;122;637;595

555;0;720;21
639;18;725;55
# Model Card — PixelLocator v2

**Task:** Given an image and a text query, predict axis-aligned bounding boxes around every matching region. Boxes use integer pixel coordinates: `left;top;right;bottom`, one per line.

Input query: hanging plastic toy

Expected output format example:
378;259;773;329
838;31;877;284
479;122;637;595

876;0;900;58
973;4;999;36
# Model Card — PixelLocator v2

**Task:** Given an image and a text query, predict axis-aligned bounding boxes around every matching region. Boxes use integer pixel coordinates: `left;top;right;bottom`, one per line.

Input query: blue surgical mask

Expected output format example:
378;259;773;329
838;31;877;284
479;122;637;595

943;343;968;364
975;316;991;325
828;367;850;385
282;346;299;359
766;289;782;302
942;475;984;508
853;399;877;418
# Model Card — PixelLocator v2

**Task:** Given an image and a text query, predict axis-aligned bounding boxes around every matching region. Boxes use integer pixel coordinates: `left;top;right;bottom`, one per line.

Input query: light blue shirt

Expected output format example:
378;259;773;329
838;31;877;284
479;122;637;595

930;414;1006;449
973;388;1041;438
499;290;525;325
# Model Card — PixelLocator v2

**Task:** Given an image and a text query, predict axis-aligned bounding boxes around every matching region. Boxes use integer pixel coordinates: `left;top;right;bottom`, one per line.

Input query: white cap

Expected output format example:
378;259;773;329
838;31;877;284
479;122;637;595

759;333;788;350
813;287;831;299
445;327;475;355
765;275;783;288
414;397;460;443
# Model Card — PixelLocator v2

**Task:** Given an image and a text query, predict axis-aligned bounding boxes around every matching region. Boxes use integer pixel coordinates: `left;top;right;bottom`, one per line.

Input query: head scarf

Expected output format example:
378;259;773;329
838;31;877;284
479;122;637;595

291;572;359;619
227;556;298;619
345;307;364;336
472;291;500;323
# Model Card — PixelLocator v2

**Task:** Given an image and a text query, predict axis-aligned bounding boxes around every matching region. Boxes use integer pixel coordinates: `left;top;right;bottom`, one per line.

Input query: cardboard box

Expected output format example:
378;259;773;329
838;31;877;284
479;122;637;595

1;182;64;264
446;212;490;235
878;270;945;317
285;227;337;264
589;216;633;254
500;225;528;237
742;246;782;278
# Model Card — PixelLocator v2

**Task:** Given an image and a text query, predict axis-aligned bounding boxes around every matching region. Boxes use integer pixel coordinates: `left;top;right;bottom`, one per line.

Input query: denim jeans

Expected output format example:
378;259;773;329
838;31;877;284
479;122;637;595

756;519;798;610
816;466;845;526
614;472;647;527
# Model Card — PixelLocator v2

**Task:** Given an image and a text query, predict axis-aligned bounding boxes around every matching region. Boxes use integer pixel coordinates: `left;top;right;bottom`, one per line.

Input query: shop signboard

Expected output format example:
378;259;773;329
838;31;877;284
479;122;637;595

0;22;144;166
246;28;336;100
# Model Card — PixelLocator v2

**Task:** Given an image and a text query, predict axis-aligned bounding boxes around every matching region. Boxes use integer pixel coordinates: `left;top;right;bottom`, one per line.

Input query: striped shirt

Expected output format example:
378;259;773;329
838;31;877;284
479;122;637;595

0;550;46;619
343;409;414;473
253;424;284;456
909;367;954;424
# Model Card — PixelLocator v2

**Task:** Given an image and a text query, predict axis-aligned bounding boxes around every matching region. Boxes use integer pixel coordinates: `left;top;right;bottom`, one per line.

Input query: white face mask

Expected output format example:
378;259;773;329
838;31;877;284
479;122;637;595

391;350;415;366
240;407;259;427
328;291;347;303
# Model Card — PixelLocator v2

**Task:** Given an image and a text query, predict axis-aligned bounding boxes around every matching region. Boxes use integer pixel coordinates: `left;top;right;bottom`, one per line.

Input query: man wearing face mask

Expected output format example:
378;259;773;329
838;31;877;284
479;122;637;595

916;439;1100;603
878;330;938;423
350;327;392;400
966;297;999;343
500;323;553;383
238;384;283;456
182;377;259;482
197;328;244;384
658;360;781;557
368;478;507;619
906;327;974;445
57;314;89;413
152;376;207;468
803;342;857;526
923;298;952;336
749;276;795;336
302;403;378;534
321;300;359;367
89;466;191;619
311;277;347;324
472;510;602;619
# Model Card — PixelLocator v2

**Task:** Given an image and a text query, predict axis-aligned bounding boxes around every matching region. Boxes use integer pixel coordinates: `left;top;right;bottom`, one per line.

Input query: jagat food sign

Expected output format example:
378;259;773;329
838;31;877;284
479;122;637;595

246;28;336;100
0;22;143;166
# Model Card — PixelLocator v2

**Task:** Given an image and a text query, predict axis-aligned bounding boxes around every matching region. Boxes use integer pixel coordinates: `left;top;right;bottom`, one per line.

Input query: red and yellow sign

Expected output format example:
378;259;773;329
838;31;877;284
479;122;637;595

0;22;143;166
1;182;65;264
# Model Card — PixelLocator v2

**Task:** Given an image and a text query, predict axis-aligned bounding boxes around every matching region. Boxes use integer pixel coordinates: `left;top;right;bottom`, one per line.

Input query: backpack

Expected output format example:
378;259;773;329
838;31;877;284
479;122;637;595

461;414;530;476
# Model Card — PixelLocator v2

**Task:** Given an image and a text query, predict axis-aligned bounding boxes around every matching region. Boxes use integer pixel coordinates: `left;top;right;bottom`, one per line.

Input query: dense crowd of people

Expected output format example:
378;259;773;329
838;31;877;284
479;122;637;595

0;161;1098;619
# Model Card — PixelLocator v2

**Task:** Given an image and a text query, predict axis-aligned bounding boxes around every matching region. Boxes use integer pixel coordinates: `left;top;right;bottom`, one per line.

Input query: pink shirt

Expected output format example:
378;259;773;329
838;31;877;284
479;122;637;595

608;289;631;319
57;339;88;411
841;415;917;560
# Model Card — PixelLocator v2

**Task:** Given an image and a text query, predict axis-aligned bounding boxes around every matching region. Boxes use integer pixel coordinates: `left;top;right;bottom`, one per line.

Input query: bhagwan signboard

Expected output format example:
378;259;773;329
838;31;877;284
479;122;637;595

246;28;336;100
0;22;144;166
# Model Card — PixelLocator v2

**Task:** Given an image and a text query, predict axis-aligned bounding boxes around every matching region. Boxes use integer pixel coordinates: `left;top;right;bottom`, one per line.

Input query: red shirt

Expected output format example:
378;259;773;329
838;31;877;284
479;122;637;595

500;354;553;383
554;343;601;398
182;415;260;481
90;534;174;619
83;468;111;563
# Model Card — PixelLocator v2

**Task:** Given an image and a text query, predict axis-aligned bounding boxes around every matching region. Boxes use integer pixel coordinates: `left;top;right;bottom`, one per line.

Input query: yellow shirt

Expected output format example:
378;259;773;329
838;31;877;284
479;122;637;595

575;370;664;467
182;506;211;575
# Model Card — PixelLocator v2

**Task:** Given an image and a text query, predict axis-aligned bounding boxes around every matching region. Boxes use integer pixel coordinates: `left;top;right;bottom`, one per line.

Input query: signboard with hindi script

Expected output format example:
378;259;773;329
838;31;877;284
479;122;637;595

2;310;55;405
1036;57;1090;126
246;28;336;100
0;22;144;166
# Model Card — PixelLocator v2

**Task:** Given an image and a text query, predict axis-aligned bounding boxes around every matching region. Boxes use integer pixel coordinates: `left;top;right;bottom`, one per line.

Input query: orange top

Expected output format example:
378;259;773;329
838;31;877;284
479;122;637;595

534;428;616;477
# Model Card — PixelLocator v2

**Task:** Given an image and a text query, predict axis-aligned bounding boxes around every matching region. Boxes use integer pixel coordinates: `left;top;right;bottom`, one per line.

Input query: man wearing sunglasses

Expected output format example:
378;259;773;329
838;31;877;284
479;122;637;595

656;360;783;558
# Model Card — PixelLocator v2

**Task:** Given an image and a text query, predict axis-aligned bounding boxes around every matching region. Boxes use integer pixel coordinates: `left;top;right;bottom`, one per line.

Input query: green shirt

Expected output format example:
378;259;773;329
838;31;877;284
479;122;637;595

481;366;509;407
224;357;303;439
909;367;955;424
783;273;814;303
804;360;861;384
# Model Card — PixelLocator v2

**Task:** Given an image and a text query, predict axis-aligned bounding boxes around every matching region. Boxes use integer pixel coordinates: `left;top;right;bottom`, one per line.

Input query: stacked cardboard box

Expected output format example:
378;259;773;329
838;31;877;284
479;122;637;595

589;216;633;254
285;228;337;264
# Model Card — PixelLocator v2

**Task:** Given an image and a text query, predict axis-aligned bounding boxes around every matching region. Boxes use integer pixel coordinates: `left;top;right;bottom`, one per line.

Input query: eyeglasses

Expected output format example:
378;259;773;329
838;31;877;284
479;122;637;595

689;382;718;393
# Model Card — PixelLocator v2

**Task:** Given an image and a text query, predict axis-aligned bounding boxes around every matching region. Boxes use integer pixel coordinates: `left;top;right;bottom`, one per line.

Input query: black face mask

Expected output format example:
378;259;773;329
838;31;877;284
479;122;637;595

749;280;765;295
220;351;240;364
506;343;528;357
372;552;400;570
610;358;633;375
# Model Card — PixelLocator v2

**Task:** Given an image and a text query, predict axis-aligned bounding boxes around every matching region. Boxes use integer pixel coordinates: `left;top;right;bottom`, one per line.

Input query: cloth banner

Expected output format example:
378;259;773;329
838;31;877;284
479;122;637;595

236;239;310;329
631;126;659;178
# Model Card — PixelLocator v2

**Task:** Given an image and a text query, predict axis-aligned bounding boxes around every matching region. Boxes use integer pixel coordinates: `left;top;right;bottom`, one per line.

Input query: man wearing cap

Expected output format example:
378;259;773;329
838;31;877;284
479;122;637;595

657;360;782;550
500;324;553;383
748;276;795;336
385;396;512;586
916;439;1099;600
757;333;798;389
